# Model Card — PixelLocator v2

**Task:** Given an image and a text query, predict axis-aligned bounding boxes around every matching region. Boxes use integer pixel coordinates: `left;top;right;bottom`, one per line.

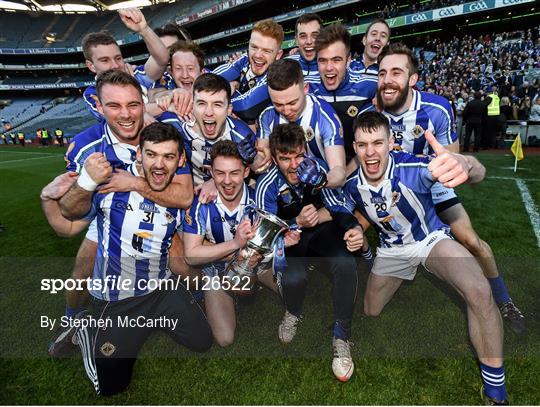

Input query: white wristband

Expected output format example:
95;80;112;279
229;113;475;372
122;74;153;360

77;167;98;192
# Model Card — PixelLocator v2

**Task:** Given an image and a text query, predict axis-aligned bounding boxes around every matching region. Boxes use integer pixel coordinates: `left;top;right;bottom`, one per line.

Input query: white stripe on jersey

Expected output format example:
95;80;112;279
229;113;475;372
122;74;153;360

255;166;279;210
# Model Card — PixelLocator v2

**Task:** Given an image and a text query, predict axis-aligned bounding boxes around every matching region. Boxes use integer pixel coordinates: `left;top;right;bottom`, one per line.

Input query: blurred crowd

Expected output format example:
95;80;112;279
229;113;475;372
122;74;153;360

415;28;540;121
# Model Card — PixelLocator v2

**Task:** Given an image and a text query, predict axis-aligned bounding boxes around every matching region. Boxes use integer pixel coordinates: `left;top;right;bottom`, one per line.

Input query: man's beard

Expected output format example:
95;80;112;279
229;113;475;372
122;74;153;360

377;84;409;114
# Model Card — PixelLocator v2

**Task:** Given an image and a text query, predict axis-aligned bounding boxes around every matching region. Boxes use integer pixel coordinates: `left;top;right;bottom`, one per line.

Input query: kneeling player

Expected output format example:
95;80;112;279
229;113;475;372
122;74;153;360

343;112;507;405
41;123;212;396
182;140;279;346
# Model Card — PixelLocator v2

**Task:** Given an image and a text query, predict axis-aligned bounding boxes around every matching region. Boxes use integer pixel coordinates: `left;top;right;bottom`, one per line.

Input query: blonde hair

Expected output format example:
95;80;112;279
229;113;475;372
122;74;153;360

500;96;510;106
252;19;284;44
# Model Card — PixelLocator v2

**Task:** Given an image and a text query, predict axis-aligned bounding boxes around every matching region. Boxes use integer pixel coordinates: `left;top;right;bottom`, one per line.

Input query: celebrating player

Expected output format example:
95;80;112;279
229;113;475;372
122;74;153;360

286;13;322;83
365;43;526;333
255;123;364;382
183;140;278;346
310;23;378;163
343;111;507;405
349;18;391;78
45;70;193;357
43;122;212;396
213;19;284;124
257;59;346;188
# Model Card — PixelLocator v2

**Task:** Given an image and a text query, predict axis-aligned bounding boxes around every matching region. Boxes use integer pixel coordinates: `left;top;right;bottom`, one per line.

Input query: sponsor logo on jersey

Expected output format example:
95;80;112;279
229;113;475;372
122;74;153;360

140;202;159;213
370;196;386;204
135;231;153;239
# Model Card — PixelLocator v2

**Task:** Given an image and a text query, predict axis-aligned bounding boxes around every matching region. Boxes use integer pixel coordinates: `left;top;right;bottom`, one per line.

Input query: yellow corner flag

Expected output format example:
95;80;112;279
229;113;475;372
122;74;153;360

511;134;523;172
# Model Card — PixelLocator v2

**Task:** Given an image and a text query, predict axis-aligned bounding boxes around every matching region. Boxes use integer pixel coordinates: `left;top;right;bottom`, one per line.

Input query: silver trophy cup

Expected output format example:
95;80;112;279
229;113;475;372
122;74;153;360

224;207;288;294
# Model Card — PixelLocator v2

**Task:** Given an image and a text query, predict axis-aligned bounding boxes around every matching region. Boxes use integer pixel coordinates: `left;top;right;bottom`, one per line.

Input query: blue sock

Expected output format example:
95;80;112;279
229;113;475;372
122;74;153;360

333;320;350;341
65;307;84;319
488;276;511;305
480;363;507;402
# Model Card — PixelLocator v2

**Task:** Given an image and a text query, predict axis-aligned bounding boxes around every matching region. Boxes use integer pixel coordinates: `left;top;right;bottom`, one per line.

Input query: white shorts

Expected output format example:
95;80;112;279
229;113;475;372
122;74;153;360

431;182;457;205
84;218;98;243
372;229;452;280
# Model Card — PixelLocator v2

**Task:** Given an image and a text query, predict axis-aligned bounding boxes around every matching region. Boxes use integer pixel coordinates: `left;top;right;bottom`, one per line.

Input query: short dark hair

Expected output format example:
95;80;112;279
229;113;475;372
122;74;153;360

155;23;191;41
169;40;205;71
315;23;351;54
365;18;391;38
140;122;184;155
269;123;306;156
267;59;304;91
353;111;390;138
81;31;118;61
210;140;244;165
95;69;142;101
378;43;419;75
295;13;322;36
193;73;231;103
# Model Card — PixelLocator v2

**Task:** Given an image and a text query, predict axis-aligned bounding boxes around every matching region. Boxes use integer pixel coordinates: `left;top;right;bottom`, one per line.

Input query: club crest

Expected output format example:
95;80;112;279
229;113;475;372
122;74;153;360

304;127;315;141
412;125;424;139
347;105;359;117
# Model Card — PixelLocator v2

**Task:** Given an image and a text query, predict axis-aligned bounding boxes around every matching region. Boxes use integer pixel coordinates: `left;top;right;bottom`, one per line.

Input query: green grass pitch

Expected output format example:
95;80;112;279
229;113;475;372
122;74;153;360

0;145;539;405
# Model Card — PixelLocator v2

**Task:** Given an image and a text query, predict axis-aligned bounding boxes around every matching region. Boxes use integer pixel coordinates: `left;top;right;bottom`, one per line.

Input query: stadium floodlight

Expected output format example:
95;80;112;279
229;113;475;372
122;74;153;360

41;3;97;11
0;0;30;10
107;0;151;10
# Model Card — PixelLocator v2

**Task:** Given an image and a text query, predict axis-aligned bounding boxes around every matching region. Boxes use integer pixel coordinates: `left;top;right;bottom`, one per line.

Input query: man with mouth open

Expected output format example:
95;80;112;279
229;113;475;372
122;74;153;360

309;23;378;164
257;58;346;188
182;140;280;347
177;73;269;201
286;13;322;84
45;70;194;357
349;18;391;78
255;123;365;382
360;43;526;334
343;111;508;405
213;19;284;124
41;122;212;396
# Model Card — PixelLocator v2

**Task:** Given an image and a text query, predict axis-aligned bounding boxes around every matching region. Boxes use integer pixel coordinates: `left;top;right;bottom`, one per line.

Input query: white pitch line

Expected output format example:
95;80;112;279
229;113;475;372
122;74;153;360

0;150;59;156
488;176;540;182
515;179;540;248
0;155;59;164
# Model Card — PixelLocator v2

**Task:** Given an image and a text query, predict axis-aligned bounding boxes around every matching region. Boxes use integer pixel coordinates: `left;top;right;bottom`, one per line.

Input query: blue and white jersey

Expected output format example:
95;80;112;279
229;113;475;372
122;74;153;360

65;122;137;173
285;53;320;83
178;116;254;186
213;54;271;123
65;120;190;176
255;159;344;221
257;94;344;162
310;71;377;161
82;68;153;122
87;163;182;301
368;89;458;155
349;58;379;78
83;85;102;122
342;151;447;248
184;184;254;243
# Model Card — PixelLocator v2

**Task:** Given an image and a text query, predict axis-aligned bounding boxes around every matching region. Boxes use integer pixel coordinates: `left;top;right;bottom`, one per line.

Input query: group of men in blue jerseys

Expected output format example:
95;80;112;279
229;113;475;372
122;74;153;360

39;8;524;404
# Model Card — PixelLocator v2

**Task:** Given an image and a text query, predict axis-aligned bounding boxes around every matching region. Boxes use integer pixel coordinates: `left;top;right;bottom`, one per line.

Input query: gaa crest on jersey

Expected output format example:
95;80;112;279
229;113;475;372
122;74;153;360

100;342;116;357
412;125;424;139
248;78;256;89
347;105;359;118
304;127;315;142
